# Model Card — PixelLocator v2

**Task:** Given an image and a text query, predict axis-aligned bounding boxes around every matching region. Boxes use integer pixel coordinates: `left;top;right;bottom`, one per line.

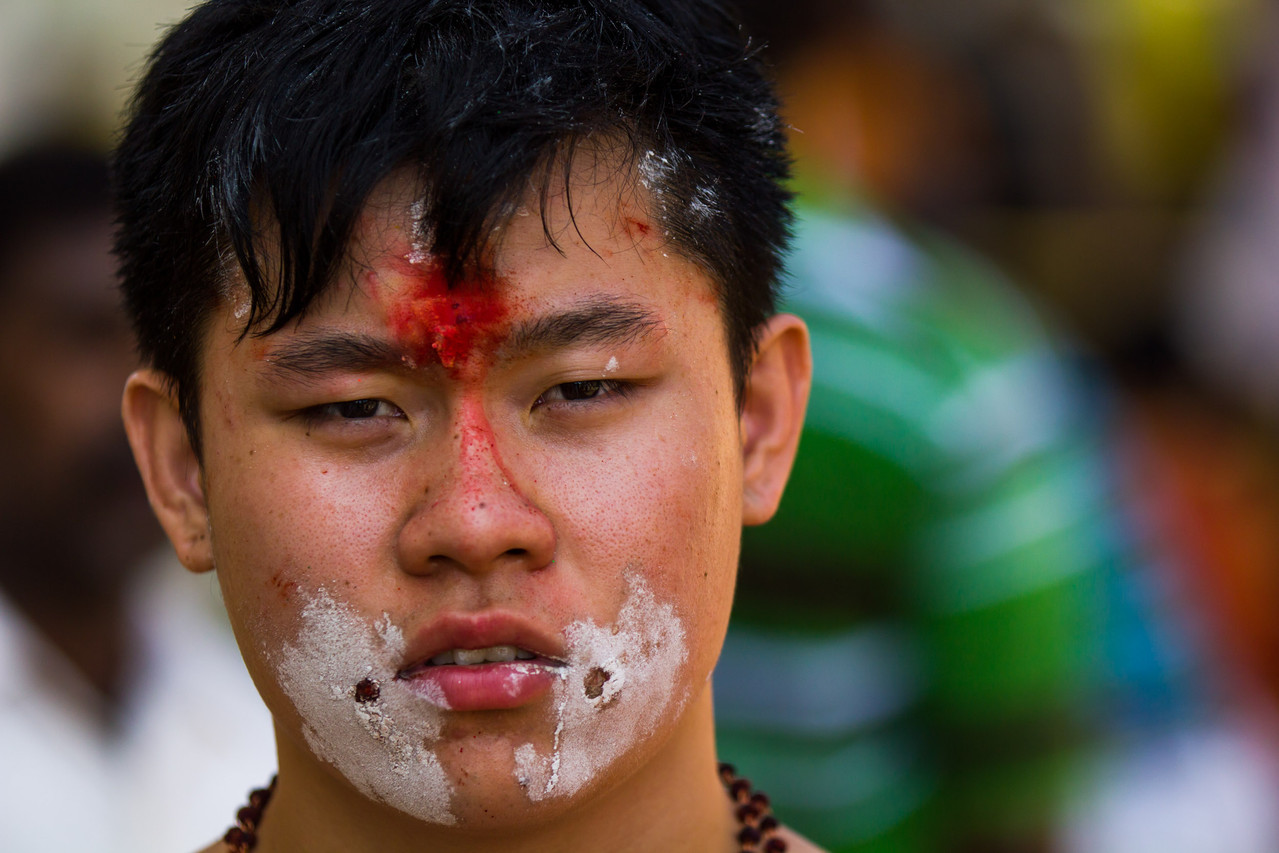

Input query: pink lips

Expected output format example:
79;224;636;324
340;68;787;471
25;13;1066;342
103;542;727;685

400;660;561;711
395;611;565;712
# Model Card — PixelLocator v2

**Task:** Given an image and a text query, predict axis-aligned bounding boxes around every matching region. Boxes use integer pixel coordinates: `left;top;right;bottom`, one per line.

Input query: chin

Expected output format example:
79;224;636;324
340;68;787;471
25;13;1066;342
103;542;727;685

436;741;603;828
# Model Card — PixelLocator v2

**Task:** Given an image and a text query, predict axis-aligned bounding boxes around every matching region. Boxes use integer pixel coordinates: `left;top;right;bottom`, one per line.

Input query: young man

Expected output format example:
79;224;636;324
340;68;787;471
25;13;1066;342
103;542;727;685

116;1;816;851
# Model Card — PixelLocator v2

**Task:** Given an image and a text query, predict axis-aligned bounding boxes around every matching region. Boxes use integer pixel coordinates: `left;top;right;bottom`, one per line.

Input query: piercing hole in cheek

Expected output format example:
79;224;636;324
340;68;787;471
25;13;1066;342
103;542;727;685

583;666;612;700
354;677;381;703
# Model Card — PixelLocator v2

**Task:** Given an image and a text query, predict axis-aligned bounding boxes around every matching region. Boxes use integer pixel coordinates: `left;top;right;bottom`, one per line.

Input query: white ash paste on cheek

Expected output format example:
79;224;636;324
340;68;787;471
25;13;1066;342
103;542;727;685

274;588;456;824
513;574;688;801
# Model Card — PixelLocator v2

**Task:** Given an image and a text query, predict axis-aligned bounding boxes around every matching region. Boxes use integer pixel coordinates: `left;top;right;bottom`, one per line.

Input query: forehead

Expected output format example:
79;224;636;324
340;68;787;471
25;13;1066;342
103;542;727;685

348;151;655;266
236;156;721;348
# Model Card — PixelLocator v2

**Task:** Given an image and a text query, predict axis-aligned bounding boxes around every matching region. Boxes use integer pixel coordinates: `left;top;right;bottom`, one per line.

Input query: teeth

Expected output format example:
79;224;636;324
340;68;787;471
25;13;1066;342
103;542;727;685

428;645;535;666
487;645;517;662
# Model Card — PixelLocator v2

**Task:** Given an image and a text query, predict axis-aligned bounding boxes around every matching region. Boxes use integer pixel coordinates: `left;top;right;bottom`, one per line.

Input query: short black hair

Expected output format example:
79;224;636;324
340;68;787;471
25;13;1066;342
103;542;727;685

114;0;792;454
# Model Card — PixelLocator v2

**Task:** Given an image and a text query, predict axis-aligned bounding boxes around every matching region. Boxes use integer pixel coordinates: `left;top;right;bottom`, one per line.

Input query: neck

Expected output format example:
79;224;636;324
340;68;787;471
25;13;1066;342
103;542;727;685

256;689;736;853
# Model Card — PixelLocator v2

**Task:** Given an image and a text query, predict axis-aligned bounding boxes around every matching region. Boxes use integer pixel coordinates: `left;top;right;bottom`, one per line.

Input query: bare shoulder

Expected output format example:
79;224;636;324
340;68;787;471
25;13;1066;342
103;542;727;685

194;840;226;853
778;824;829;852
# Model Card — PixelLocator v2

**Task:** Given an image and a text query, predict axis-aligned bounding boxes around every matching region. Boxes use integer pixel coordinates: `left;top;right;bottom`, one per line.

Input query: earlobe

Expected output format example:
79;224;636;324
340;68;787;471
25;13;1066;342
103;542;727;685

739;314;812;526
121;369;215;573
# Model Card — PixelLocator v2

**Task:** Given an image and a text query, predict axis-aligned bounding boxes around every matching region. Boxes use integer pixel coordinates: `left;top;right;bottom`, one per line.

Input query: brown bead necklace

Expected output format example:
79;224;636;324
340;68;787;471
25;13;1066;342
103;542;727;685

720;762;790;852
224;762;787;852
222;776;275;852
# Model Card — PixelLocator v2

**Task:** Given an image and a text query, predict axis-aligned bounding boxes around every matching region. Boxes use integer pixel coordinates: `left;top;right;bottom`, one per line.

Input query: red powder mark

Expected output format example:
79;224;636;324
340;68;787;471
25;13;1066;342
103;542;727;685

268;571;299;603
455;394;528;508
622;217;652;241
386;260;509;371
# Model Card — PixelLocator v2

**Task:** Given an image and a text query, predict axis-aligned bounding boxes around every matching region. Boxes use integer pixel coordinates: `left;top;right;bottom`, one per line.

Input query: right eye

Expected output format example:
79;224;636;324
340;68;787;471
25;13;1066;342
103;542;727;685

305;398;404;422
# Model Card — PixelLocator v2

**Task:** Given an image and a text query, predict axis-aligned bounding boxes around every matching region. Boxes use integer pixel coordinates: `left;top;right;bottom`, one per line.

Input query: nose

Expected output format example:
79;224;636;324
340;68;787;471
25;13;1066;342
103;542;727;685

397;396;555;576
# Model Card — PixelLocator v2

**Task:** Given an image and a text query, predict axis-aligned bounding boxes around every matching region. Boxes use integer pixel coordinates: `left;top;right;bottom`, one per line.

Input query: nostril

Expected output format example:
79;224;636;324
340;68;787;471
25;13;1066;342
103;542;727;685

426;554;468;574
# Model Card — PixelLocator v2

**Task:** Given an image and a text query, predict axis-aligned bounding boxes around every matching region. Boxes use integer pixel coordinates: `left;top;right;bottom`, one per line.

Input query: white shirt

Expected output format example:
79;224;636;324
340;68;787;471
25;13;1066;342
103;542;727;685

0;554;276;853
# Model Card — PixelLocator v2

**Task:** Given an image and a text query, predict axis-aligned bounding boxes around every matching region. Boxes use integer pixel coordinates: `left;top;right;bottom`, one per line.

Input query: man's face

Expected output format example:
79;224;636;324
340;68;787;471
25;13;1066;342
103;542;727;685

193;163;747;823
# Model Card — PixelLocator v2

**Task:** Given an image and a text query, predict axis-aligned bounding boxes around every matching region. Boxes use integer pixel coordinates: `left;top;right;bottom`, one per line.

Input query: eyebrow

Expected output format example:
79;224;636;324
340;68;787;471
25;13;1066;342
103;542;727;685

260;333;406;381
502;297;664;356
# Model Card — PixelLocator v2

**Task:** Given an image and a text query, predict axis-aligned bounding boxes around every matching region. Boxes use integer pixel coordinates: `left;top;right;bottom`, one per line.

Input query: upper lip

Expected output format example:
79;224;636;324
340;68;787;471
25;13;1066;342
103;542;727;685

396;610;567;677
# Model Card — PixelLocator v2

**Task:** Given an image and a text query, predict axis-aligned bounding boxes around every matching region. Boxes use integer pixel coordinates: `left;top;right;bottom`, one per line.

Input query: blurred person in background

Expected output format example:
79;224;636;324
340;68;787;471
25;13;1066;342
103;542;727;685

0;139;273;853
716;2;1257;851
1056;0;1279;849
1171;5;1279;714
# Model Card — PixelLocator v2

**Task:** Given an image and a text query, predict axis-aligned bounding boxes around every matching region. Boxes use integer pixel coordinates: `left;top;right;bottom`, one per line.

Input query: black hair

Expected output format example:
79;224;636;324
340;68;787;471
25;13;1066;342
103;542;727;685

114;0;792;454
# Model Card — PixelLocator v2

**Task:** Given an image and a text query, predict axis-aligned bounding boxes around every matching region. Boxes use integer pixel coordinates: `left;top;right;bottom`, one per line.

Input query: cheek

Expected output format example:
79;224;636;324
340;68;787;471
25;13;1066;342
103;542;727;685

205;460;415;769
514;574;687;803
206;452;402;643
532;401;742;644
273;585;456;825
548;445;722;569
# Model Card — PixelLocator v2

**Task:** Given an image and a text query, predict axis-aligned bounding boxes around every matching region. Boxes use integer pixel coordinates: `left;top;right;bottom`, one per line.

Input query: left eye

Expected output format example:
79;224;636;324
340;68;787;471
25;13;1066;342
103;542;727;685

534;379;628;408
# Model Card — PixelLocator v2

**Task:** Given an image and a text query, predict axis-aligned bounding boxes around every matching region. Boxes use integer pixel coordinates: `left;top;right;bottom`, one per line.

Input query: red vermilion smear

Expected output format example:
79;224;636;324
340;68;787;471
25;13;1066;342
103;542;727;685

269;571;299;603
386;259;509;372
623;217;652;240
455;393;526;507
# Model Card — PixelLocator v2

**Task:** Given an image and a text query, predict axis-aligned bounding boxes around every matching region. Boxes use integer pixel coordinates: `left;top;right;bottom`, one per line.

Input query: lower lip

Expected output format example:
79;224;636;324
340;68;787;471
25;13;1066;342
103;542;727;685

399;661;560;711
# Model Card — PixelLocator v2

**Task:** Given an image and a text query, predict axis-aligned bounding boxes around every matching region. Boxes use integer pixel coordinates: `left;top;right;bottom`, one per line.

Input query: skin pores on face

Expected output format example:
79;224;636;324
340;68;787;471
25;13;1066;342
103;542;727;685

196;160;744;828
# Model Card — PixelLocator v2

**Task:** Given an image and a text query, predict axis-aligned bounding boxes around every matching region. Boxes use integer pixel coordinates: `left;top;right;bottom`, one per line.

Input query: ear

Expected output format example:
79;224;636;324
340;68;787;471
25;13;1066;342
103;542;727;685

121;369;214;573
740;313;812;526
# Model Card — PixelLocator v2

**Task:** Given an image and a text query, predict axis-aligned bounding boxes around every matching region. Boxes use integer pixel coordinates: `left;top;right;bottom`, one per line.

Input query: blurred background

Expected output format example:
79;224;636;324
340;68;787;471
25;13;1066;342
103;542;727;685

1;0;1277;851
0;4;277;852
